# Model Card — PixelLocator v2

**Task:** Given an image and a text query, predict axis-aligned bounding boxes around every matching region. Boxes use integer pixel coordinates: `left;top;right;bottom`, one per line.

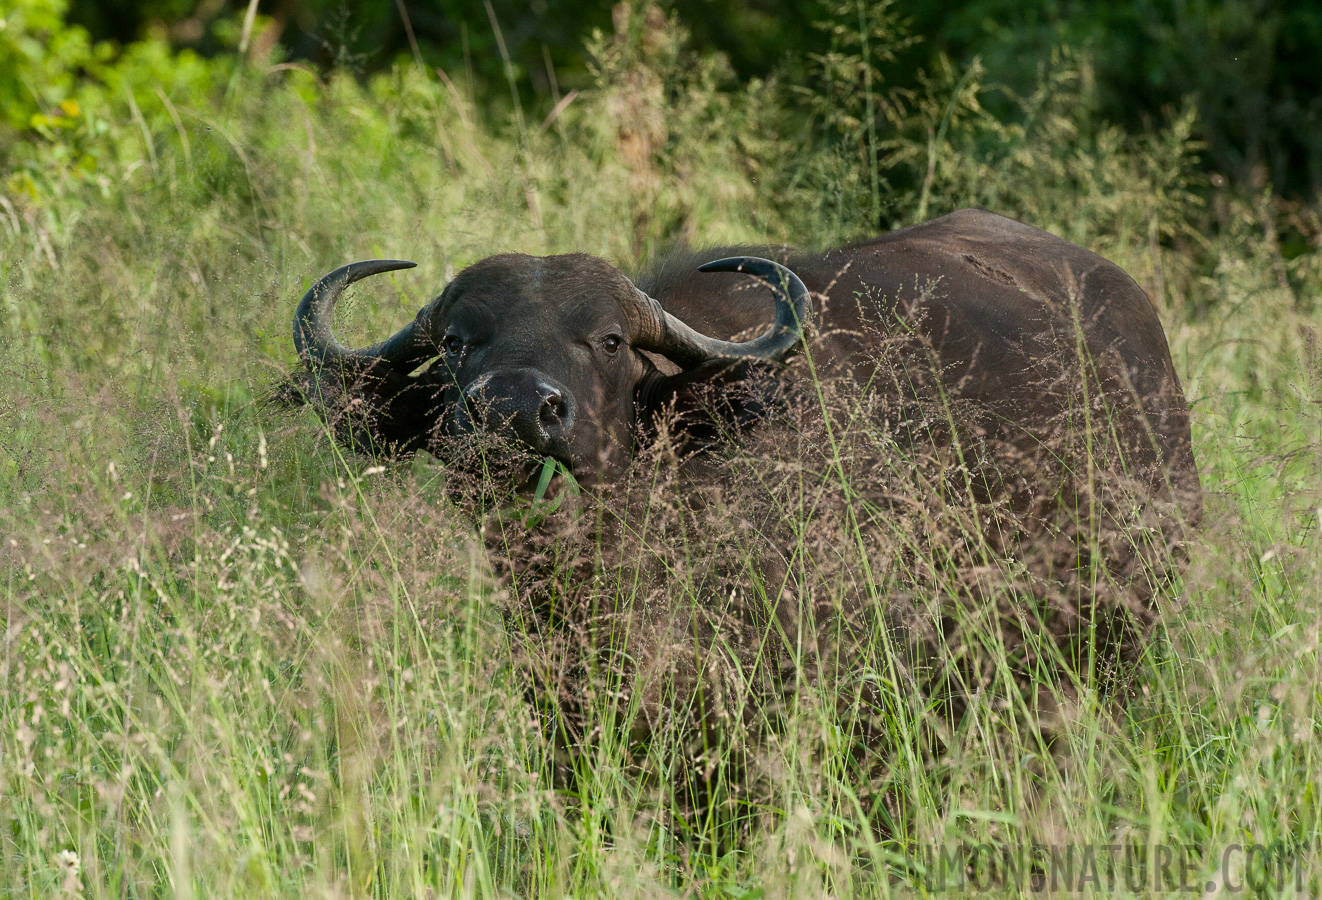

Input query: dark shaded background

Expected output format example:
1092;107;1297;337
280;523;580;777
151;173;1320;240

69;0;1322;197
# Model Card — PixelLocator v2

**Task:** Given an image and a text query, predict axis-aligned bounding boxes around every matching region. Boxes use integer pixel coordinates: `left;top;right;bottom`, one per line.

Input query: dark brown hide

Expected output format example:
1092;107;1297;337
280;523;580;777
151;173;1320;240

633;209;1199;522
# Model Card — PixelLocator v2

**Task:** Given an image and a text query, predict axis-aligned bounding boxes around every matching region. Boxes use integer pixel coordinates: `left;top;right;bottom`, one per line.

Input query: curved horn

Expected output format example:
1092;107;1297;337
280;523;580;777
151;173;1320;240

626;256;810;369
294;259;436;374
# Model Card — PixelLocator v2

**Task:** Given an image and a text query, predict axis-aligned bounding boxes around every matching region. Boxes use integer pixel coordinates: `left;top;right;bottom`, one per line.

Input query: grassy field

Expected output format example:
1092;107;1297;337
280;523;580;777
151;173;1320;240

3;15;1322;898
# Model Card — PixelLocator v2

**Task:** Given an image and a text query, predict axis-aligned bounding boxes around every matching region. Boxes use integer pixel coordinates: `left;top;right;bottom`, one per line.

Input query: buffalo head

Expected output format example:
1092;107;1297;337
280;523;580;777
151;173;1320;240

293;252;809;484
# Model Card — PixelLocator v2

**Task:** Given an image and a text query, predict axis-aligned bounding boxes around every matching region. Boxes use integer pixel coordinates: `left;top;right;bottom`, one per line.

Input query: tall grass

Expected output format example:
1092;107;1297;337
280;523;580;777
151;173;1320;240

3;7;1321;898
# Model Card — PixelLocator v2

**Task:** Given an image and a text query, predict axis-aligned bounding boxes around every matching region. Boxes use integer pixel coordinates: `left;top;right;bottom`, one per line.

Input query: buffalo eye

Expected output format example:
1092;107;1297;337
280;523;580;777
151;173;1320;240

443;334;463;356
601;334;623;354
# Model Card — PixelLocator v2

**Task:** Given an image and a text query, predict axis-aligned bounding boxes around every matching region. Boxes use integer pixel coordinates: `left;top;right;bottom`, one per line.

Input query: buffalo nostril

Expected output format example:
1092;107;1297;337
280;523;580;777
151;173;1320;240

539;388;567;428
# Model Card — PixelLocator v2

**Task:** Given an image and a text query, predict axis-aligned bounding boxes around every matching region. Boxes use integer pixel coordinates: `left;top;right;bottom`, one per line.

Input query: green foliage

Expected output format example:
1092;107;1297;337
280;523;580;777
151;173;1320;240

1;0;236;249
54;0;1322;197
921;0;1322;195
0;0;98;129
2;2;1321;897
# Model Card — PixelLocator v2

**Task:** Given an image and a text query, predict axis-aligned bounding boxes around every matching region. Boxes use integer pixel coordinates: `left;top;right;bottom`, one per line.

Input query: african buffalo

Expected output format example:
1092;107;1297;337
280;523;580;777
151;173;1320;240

289;208;1202;796
292;207;1199;524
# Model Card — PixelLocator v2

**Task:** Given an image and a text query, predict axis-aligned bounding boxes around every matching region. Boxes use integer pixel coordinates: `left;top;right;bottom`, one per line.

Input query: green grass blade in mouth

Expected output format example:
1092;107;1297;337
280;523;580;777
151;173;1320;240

532;455;557;506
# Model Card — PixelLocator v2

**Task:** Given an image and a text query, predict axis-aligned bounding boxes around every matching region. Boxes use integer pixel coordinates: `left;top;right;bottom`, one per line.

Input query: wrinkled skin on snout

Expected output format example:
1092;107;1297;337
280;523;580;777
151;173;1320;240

291;250;809;489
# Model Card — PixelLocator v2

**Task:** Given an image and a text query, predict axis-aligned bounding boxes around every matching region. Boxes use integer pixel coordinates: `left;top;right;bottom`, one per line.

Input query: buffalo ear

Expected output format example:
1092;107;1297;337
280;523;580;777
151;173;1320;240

636;359;784;455
285;365;452;458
